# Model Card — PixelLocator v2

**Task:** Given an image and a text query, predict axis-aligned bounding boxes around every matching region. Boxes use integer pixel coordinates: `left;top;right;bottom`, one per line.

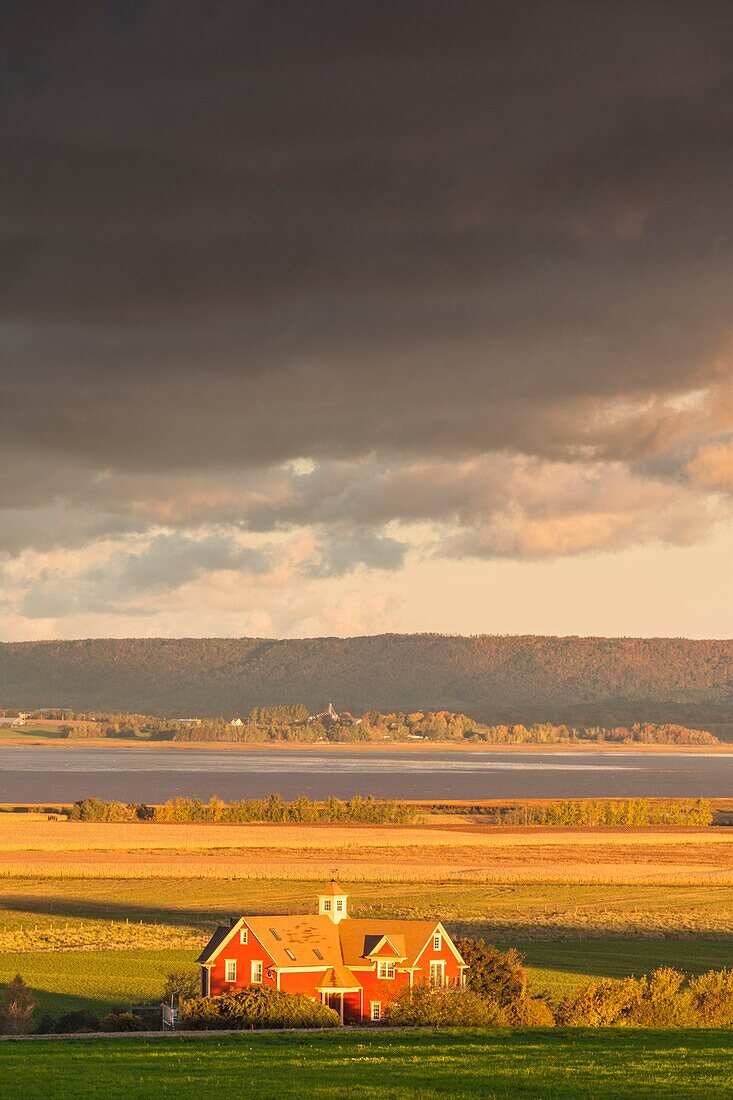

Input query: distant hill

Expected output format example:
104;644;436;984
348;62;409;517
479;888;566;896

1;634;732;732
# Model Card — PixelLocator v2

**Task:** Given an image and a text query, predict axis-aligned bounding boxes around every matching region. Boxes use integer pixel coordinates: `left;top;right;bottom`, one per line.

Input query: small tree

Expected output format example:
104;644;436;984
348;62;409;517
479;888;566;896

0;975;35;1035
162;968;201;1003
456;938;526;1007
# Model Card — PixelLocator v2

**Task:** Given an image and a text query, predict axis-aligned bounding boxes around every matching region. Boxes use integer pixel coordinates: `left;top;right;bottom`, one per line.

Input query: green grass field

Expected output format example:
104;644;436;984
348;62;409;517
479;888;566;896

0;1030;730;1099
0;949;195;1016
0;877;731;1018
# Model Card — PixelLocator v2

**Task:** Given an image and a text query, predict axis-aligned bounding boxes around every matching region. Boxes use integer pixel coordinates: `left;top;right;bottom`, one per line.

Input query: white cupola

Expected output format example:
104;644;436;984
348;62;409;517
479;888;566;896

317;880;349;924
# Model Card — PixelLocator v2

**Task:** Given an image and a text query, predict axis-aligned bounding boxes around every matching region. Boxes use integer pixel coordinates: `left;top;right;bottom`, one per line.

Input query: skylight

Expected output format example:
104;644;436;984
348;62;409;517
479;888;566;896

270;928;282;941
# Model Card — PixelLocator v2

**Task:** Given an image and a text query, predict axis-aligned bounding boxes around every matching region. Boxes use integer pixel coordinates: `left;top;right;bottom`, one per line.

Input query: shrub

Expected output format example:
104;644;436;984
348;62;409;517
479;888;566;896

0;975;35;1035
101;1012;147;1032
689;968;733;1027
456;939;526;1006
179;987;339;1030
562;968;697;1028
383;984;506;1027
54;1009;101;1033
561;977;640;1027
69;798;136;823
507;996;555;1027
628;967;696;1028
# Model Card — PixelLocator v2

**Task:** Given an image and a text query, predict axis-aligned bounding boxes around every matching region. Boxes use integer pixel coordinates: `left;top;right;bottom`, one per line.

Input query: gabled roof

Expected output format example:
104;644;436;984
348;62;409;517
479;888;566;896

245;915;342;968
316;965;361;992
364;934;407;960
197;913;465;974
339;919;439;969
197;924;233;964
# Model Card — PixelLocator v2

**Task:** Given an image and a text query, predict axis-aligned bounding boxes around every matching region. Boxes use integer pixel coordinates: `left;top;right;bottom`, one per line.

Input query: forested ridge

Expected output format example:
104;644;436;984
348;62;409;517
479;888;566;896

1;634;732;729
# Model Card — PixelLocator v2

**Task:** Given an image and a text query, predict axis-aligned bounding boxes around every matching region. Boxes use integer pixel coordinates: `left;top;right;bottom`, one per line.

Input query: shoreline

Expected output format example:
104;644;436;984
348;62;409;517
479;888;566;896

0;736;732;754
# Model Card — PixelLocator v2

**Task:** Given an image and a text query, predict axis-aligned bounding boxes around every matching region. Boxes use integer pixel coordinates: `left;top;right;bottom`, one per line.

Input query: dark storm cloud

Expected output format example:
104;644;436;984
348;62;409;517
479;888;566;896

1;1;732;590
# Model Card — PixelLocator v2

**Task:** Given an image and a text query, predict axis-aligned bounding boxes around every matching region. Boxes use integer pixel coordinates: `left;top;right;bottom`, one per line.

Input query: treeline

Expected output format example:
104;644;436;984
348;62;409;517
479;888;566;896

68;794;417;824
4;700;722;745
479;798;714;827
65;795;713;827
2;635;732;729
170;710;719;745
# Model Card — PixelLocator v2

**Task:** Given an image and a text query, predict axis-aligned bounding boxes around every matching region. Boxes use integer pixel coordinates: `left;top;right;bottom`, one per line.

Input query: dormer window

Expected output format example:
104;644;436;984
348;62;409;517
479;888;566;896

377;961;396;980
336;899;344;911
323;899;332;911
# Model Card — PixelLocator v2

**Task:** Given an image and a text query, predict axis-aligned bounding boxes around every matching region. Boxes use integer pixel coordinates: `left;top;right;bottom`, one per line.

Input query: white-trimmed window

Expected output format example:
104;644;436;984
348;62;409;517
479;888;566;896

224;959;237;983
433;932;442;952
336;899;344;912
370;1001;382;1021
240;927;249;945
251;960;263;984
377;961;396;980
323;899;332;911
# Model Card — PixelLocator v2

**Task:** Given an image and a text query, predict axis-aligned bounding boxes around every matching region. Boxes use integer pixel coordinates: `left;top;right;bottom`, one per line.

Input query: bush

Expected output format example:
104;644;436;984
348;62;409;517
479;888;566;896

507;996;555;1027
562;968;698;1028
69;798;136;822
101;1012;146;1032
561;977;640;1027
383;984;506;1027
179;987;339;1030
689;968;733;1027
628;967;696;1028
53;1009;101;1033
456;939;526;1006
0;975;35;1035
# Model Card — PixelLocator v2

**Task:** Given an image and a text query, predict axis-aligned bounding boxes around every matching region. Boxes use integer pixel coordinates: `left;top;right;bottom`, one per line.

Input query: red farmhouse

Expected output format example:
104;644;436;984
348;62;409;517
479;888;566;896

197;881;468;1023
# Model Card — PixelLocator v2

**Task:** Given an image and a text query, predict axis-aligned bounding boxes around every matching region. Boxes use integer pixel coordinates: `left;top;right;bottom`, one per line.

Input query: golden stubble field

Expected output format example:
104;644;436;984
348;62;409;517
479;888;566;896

0;817;731;884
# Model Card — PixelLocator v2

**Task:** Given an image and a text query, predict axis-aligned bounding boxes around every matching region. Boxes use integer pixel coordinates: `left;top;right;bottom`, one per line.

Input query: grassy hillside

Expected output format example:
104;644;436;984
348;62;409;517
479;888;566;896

1;634;732;726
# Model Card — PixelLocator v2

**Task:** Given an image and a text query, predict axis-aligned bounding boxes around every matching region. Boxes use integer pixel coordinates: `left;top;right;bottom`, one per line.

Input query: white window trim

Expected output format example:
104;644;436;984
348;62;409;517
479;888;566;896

429;960;446;987
336;899;344;911
323;899;332;911
251;960;263;984
240;928;249;945
370;1001;382;1021
377;960;396;980
433;933;442;951
224;959;237;983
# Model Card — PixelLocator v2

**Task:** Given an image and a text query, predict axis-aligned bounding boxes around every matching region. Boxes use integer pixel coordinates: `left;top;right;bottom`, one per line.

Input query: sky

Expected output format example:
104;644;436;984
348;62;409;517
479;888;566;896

1;1;732;642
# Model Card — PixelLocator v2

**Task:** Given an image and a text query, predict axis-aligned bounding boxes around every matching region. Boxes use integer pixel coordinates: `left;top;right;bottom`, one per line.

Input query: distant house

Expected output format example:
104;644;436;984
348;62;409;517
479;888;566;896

196;881;467;1023
229;717;243;727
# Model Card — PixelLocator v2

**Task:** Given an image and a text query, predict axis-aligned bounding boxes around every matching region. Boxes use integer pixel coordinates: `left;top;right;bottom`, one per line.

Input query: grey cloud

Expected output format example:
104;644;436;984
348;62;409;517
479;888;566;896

305;531;408;578
17;533;272;618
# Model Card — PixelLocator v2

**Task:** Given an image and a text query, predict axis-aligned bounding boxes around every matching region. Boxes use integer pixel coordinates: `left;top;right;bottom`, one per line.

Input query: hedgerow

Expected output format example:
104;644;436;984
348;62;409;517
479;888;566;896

179;987;339;1030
